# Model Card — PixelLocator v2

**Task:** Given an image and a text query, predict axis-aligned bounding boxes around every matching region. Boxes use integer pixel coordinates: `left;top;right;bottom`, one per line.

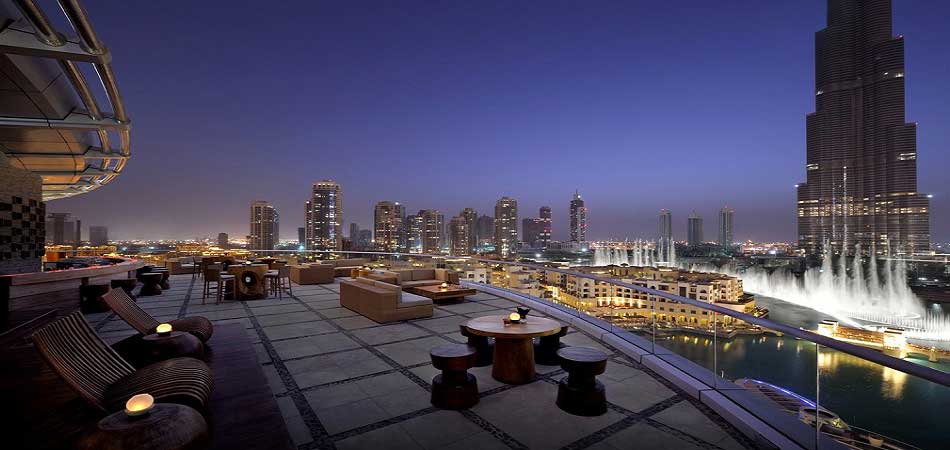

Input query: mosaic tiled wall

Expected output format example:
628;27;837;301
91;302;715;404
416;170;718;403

0;156;44;274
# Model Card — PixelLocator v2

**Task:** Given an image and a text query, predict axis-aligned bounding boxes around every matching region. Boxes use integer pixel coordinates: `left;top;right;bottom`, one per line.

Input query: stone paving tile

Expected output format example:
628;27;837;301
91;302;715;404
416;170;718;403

286;348;391;388
413;315;469;334
332;315;382;330
276;396;314;446
350;323;431;345
262;320;337;341
272;332;361;360
435;431;511;450
651;400;746;450
256;310;323;327
320;307;360;319
187;302;246;313
301;299;340;310
436;302;500;315
307;372;429;435
472;381;625;450
249;304;309;316
334;419;424;450
262;365;286;395
398;410;483;450
375;335;451;366
596;422;706;450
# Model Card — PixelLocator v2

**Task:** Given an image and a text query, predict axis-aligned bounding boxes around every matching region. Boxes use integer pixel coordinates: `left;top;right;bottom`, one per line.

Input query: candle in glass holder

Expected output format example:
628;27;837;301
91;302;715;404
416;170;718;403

124;393;154;417
155;323;172;336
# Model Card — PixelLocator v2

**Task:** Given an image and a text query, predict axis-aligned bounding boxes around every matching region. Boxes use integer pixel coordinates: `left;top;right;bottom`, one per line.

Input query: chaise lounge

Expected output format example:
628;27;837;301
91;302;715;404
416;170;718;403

102;288;214;342
32;311;214;412
340;277;433;323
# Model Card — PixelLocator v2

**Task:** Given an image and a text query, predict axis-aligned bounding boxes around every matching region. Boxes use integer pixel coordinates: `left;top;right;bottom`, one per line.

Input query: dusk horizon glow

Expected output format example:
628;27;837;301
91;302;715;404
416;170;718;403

47;1;950;243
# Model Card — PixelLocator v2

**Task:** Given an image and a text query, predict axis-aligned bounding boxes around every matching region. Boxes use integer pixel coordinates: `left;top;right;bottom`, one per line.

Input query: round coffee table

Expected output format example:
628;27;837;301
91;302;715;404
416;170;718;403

142;331;204;363
76;403;208;450
463;315;565;384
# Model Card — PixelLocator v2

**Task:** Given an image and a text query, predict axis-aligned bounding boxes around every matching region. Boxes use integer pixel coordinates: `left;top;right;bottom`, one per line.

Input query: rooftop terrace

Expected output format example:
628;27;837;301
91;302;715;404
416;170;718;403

86;273;753;450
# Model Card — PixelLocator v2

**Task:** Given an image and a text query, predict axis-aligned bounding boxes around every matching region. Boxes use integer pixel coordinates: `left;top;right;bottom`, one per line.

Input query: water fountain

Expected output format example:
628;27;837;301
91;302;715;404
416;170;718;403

592;240;660;267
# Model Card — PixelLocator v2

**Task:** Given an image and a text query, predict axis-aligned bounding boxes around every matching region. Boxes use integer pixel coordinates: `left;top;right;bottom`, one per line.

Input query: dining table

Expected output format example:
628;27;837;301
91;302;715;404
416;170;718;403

463;315;565;384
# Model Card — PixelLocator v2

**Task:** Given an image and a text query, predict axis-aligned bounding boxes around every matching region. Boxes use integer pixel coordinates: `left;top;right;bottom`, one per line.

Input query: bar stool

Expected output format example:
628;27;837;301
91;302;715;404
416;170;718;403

459;324;493;367
535;325;569;365
139;273;163;296
203;265;234;304
110;278;138;300
151;267;171;289
430;344;479;410
556;347;608;416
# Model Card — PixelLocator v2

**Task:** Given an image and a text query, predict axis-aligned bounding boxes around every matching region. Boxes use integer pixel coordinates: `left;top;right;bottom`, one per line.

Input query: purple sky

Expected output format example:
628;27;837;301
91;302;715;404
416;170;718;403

50;1;950;243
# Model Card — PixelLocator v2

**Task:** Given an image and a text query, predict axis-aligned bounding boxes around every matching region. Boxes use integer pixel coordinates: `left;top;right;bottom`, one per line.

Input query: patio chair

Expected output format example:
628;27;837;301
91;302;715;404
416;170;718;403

203;264;235;305
31;311;213;412
103;288;214;342
265;265;292;298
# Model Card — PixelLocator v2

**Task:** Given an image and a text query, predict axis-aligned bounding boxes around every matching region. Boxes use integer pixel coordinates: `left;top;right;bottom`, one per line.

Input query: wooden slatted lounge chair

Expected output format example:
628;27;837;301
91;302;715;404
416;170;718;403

32;311;213;412
102;288;214;342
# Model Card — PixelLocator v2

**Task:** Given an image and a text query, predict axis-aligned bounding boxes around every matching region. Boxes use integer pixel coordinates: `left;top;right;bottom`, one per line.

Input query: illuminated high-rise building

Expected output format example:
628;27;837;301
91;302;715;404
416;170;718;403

687;211;703;247
305;180;342;251
249;201;279;250
796;0;930;256
461;208;478;253
569;191;587;242
374;201;405;252
217;232;228;249
718;207;734;246
658;209;673;262
476;214;494;248
449;215;471;256
538;206;552;248
420;209;443;254
494;197;518;258
406;214;424;253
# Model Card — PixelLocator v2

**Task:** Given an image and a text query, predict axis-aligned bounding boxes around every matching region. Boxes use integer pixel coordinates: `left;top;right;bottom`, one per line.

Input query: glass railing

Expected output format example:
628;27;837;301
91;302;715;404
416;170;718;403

168;248;947;449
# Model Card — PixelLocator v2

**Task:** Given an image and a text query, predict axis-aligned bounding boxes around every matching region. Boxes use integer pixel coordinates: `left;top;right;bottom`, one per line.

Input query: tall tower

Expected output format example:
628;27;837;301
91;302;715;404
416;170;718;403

718;207;734;246
420;209;443;254
687;211;703;247
797;0;930;256
538;206;552;248
449;215;471;256
658;209;672;262
374;201;406;252
494;197;518;258
305;180;342;251
460;208;478;253
250;201;279;251
569;191;587;242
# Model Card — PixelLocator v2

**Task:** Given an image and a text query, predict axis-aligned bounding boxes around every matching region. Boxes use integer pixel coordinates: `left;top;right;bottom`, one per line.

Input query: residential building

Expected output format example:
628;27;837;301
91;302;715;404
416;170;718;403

249;201;279;251
687;211;703;246
461;208;478;253
658;209;673;262
420;209;443;254
297;227;305;246
569;190;587;242
719;207;734;246
89;226;108;246
449;215;471;256
406;213;423;253
217;232;228;249
374;201;406;252
494;196;518;258
305;180;342;251
476;214;494;248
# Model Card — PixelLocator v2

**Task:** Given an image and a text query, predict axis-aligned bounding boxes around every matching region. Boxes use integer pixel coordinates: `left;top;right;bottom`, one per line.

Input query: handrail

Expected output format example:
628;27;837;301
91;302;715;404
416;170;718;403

241;248;950;386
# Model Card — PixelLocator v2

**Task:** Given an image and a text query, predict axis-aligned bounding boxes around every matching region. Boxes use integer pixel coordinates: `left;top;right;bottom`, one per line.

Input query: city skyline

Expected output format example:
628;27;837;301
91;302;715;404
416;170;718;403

45;1;950;243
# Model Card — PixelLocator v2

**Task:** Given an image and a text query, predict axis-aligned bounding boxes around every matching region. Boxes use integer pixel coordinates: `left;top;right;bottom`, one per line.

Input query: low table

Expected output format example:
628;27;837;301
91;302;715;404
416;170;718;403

463;315;565;384
406;284;477;303
142;331;204;364
227;264;269;300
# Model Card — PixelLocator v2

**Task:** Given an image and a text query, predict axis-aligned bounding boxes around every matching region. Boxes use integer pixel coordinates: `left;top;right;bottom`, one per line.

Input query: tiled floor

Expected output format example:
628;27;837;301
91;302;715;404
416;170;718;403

88;274;756;450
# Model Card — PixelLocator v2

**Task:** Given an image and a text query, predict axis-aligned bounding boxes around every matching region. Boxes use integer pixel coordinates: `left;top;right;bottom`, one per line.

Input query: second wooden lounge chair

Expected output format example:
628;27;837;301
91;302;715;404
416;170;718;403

32;311;214;412
102;288;214;342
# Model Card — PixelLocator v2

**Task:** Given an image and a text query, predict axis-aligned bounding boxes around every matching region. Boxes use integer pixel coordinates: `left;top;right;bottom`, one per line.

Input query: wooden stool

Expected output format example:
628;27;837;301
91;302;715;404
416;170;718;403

535;326;569;365
556;347;608;416
151;267;171;289
430;344;479;410
79;284;111;313
111;278;138;300
139;273;163;296
459;324;493;367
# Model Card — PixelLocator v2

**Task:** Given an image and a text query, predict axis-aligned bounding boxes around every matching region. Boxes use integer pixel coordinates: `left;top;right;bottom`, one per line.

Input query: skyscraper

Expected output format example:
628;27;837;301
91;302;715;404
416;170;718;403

89;226;108;246
718;207;734;246
374;201;405;252
305;180;342;251
217;232;228;249
420;209;443;254
538;206;552;248
569;191;587;242
494;197;518;258
476;214;494;248
297;227;305;246
461;208;478;253
658;209;672;262
687;211;703;247
797;0;930;256
46;213;78;245
406;214;423;253
449;215;471;256
249;201;279;250
349;223;360;241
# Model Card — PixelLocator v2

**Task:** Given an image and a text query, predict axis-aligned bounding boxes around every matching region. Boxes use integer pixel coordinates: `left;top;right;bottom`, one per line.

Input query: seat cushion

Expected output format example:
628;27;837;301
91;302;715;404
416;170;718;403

102;357;214;412
398;292;433;308
401;279;442;288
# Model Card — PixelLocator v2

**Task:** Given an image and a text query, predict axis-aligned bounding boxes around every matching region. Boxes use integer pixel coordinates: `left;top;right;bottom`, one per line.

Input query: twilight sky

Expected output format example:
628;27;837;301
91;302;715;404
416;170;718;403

50;1;950;243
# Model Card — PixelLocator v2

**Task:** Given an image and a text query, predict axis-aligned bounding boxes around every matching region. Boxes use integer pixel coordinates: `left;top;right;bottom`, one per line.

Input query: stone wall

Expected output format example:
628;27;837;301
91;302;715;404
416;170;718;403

0;154;44;274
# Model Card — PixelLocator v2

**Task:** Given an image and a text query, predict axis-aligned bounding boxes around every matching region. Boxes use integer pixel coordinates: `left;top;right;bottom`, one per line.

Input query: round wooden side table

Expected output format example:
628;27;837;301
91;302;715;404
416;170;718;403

76;403;208;450
463;315;565;384
142;331;204;363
